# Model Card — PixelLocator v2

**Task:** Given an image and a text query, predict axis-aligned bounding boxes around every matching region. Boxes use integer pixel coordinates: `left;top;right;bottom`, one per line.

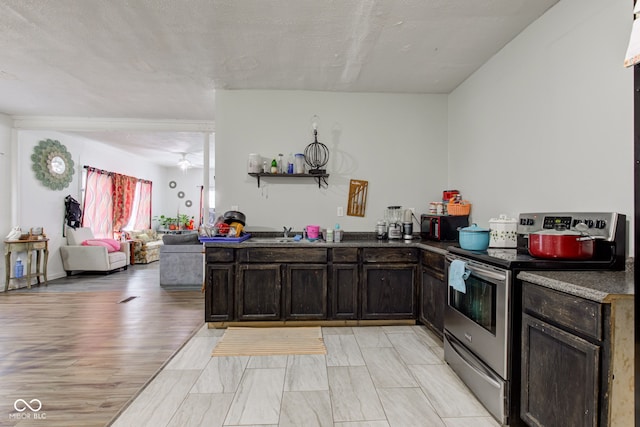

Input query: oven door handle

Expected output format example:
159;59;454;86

446;255;507;282
447;334;502;389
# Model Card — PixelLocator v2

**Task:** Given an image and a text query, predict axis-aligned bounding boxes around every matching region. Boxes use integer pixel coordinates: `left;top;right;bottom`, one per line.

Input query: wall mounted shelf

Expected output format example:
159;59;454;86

248;172;329;189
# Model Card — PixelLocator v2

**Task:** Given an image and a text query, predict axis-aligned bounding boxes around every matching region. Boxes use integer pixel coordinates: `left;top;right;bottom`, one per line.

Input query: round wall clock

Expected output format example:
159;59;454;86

31;139;74;190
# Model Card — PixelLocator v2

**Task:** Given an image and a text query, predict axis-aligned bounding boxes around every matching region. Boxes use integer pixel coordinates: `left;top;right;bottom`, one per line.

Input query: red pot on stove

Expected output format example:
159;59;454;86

528;225;595;260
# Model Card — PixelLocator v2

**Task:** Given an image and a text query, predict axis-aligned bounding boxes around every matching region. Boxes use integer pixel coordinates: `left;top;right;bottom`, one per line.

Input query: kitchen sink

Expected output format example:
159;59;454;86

247;237;297;243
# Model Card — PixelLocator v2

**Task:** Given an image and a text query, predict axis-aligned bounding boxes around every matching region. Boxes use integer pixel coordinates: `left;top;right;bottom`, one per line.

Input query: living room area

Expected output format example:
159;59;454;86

0;122;214;292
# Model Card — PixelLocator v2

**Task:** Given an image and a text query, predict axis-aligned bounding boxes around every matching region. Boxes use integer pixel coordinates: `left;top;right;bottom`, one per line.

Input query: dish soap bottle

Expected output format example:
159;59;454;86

270;158;278;174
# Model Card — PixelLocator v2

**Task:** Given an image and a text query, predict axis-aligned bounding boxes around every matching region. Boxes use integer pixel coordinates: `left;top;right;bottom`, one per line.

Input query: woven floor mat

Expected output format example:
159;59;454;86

211;326;326;356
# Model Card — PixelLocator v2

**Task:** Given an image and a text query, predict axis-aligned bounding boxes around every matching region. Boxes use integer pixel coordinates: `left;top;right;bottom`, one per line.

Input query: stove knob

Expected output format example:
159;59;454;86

595;219;607;229
520;218;527;226
585;219;594;228
527;218;535;226
572;219;582;227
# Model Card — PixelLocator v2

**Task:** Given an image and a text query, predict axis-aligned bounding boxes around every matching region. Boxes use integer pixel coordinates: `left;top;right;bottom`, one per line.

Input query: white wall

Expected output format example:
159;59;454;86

215;90;448;233
158;166;206;224
0;114;13;284
448;0;634;254
13;130;168;282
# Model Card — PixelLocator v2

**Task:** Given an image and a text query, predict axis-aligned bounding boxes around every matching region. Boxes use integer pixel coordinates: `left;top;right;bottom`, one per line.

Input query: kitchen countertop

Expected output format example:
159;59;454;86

203;232;633;303
203;233;451;255
517;265;634;303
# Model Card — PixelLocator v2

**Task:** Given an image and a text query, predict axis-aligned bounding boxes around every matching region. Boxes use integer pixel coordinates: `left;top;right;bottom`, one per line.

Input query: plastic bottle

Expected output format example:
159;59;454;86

14;258;23;278
287;153;294;174
277;154;284;174
270;159;278;174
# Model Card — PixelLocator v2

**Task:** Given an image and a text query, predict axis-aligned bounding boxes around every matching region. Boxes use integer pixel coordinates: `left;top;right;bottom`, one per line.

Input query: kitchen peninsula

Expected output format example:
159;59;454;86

204;235;449;329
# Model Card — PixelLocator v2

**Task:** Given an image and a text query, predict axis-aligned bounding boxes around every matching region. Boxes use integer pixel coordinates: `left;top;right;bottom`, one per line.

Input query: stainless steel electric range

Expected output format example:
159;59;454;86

443;212;626;426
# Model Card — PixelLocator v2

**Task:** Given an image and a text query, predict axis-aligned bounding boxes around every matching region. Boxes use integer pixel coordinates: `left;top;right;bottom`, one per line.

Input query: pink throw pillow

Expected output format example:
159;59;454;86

81;239;121;253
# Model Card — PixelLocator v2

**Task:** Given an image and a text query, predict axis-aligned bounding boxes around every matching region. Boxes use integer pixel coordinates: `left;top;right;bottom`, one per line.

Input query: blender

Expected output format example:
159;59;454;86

386;206;403;239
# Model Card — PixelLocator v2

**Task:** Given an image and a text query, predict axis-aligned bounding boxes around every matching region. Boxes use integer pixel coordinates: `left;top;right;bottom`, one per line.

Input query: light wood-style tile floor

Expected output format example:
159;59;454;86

0;263;204;427
1;263;499;427
112;324;500;427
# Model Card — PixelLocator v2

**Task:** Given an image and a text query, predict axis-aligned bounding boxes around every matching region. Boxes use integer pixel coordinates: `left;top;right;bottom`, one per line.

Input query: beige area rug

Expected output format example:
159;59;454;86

211;326;327;356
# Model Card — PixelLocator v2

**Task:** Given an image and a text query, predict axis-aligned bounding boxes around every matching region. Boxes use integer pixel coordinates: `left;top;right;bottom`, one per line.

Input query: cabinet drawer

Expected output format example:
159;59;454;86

237;248;327;263
362;248;418;263
523;282;602;341
206;248;234;263
420;249;444;273
332;247;358;263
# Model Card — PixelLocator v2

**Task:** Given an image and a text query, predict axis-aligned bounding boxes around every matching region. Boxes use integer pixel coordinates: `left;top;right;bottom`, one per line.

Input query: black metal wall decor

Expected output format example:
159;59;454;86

304;115;329;174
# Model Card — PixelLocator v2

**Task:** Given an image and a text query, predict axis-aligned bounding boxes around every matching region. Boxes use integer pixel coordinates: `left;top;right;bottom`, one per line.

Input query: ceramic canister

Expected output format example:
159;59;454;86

489;214;518;248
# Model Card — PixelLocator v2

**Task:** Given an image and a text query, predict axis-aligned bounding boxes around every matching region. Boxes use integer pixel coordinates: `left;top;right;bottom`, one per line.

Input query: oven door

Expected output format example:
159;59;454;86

444;254;510;378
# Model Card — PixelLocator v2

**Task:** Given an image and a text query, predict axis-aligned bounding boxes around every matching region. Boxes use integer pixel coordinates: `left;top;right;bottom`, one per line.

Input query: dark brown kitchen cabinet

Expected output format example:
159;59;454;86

520;282;607;427
419;250;446;337
330;247;359;319
362;264;417;319
283;264;328;320
205;263;234;322
236;264;281;320
521;312;599;427
331;264;359;319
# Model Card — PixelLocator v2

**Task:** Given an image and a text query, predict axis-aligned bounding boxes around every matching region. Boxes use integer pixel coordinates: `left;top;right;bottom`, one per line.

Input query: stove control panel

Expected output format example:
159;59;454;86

517;212;621;241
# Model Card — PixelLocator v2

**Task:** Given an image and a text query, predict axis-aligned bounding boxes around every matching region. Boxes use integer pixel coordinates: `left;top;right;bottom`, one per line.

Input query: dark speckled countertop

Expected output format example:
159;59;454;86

204;232;451;255
517;261;634;303
204;232;633;303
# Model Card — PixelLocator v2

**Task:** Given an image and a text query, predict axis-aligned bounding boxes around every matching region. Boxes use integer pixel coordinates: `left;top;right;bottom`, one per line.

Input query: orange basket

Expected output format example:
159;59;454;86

447;199;471;216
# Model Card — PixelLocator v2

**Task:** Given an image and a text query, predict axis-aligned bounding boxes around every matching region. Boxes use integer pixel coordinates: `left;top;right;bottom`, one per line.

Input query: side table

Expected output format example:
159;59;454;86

4;238;49;291
125;240;136;265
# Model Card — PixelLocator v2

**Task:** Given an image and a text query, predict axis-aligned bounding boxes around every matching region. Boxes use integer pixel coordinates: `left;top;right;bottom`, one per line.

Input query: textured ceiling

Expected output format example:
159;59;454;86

0;0;559;166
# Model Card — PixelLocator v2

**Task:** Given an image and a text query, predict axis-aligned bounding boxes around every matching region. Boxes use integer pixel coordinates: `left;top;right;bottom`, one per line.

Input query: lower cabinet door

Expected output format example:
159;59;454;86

362;264;416;319
331;264;359;319
205;264;234;321
284;264;328;320
236;264;281;320
420;267;445;336
521;313;600;427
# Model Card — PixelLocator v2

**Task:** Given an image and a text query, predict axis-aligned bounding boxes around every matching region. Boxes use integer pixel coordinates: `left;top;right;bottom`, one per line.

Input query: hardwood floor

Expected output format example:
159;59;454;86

0;263;204;427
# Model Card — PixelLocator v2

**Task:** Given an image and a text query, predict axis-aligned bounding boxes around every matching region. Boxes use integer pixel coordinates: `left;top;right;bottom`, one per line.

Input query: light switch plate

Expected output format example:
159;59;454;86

337;206;344;217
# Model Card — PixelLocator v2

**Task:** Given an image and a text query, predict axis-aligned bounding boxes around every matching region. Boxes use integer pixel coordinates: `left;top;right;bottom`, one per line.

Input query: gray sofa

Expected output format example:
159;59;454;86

159;233;203;287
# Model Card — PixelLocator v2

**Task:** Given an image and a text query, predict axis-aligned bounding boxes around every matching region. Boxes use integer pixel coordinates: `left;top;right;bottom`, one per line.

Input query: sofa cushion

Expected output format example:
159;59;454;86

162;233;200;245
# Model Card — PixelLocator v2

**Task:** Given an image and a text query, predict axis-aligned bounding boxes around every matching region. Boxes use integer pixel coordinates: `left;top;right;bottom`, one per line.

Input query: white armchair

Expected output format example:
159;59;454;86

60;227;129;275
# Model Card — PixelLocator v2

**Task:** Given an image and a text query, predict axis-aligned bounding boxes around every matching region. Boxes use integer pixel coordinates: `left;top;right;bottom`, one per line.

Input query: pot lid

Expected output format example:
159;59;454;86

489;214;517;223
460;223;490;233
532;223;588;236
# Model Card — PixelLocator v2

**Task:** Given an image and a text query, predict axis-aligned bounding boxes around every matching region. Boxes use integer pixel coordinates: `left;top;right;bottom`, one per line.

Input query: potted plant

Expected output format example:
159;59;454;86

178;214;190;229
153;215;177;230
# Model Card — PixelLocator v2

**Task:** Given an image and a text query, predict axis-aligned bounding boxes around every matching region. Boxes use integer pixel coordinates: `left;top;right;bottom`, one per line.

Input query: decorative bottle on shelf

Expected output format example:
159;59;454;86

14;258;23;279
277;154;284;174
287;153;294;174
270;159;278;174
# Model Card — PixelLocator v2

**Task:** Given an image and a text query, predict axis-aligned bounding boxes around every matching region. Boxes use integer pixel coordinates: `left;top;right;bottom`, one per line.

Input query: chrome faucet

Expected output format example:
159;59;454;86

283;227;292;238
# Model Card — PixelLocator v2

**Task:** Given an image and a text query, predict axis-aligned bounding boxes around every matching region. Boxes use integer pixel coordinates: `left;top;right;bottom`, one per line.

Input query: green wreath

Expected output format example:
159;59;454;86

31;139;75;190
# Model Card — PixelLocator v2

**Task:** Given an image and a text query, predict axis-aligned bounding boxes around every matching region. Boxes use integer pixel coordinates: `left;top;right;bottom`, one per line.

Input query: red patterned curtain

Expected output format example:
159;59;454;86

112;173;138;232
82;169;113;238
133;181;152;230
